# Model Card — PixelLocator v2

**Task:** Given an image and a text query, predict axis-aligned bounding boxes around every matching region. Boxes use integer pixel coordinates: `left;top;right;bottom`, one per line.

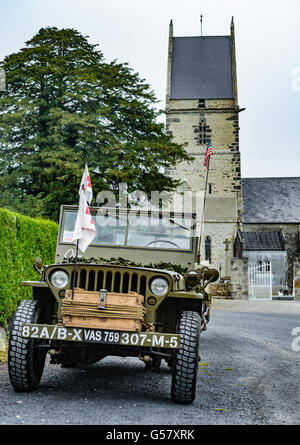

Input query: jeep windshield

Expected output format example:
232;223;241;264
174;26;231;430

61;208;195;251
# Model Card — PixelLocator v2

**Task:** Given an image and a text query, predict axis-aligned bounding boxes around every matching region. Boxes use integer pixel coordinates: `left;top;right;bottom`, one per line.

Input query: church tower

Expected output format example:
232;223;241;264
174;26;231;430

165;18;244;277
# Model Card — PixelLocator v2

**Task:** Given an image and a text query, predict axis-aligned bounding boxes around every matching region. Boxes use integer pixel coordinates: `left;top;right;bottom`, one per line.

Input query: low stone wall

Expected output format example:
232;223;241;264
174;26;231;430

208;283;232;298
293;257;300;301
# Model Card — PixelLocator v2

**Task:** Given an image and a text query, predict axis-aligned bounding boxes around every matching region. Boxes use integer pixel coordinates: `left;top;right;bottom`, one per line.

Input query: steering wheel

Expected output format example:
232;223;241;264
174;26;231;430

145;239;180;248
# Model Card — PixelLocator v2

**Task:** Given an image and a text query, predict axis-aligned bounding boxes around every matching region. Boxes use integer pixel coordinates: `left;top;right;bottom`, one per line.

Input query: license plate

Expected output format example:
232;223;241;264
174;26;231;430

21;324;180;349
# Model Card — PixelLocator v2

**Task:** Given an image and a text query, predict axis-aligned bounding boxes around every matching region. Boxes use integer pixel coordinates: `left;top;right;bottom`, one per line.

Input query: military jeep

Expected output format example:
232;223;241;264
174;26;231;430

8;206;218;404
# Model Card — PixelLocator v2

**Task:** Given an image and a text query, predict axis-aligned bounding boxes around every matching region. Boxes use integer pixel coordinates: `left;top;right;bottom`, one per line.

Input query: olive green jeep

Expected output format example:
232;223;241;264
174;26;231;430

8;206;218;404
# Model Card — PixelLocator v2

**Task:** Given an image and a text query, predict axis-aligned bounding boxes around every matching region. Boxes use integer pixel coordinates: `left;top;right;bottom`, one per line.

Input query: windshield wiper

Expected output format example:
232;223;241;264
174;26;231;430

168;219;190;231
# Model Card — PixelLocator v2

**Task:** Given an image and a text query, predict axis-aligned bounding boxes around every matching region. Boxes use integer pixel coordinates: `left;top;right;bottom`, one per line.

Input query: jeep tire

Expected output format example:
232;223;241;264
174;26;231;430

8;300;47;392
171;311;201;404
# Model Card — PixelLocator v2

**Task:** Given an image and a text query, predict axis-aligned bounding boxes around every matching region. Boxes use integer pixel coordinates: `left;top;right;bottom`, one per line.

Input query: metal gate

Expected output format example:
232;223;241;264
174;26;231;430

248;261;272;300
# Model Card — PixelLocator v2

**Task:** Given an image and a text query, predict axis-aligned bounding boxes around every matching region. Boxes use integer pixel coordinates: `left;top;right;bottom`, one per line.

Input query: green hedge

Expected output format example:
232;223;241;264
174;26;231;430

0;208;58;328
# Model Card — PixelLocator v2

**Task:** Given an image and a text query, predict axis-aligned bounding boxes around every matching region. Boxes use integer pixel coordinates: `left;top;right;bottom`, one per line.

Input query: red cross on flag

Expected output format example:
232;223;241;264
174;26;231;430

79;164;93;204
72;166;96;252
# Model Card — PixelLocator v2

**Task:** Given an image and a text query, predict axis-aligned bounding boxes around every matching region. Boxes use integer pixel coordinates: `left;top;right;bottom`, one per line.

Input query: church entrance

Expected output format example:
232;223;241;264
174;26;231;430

248;261;272;300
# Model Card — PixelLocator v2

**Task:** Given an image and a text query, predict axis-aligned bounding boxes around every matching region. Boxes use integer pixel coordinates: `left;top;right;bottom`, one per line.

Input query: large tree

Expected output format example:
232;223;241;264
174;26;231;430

0;27;192;220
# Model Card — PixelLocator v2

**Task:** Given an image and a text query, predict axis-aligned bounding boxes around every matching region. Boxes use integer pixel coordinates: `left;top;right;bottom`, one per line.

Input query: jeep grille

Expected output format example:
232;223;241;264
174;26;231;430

70;266;148;297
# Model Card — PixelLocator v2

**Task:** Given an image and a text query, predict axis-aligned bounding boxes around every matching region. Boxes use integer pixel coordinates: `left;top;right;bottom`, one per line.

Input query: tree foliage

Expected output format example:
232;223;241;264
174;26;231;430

0;27;192;220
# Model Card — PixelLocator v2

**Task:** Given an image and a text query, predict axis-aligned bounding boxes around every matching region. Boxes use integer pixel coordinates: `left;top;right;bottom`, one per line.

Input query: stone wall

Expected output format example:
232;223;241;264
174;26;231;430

293;257;300;300
198;222;237;277
166;101;241;198
208;282;232;298
165;97;242;276
230;257;249;299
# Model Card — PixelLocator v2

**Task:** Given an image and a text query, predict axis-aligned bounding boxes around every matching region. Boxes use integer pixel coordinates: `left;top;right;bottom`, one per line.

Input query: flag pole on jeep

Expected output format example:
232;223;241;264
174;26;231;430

71;239;79;300
71;164;96;299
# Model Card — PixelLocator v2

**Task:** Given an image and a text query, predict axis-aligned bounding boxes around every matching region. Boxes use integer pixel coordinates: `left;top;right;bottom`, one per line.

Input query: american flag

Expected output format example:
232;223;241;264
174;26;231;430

204;139;213;168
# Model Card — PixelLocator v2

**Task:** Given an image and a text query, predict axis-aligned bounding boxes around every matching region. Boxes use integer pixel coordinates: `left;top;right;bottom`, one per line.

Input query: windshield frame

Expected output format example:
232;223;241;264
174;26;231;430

58;206;197;253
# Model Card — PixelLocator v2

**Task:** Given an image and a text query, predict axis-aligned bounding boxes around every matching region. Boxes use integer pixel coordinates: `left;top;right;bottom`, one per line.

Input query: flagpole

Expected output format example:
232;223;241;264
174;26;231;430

71;163;95;299
200;14;203;37
198;141;211;263
71;178;84;301
71;239;79;300
71;168;84;301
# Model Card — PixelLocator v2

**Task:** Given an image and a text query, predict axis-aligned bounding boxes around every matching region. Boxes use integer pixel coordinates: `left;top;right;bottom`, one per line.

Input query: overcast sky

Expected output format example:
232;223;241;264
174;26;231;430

1;0;300;178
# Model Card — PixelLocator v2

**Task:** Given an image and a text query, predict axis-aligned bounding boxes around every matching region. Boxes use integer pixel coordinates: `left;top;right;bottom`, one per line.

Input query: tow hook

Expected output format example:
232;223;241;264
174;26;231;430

138;353;150;363
49;346;62;364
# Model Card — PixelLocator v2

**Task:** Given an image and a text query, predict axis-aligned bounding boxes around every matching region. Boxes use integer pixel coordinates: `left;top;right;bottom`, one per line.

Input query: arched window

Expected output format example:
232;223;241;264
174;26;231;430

257;260;271;273
205;236;211;263
257;260;263;272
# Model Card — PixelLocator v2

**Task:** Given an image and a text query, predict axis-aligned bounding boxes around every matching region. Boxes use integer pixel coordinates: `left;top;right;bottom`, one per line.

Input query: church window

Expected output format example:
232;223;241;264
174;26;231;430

198;99;205;108
257;260;271;273
208;183;212;194
257;260;263;272
205;236;211;263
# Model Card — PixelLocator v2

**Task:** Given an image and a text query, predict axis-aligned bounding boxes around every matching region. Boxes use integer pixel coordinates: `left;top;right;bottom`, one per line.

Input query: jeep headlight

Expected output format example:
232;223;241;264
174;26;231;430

150;277;169;296
50;270;69;289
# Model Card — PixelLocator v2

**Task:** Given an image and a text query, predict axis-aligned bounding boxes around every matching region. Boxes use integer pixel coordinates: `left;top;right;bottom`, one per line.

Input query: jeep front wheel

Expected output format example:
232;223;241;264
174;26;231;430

8;300;47;392
171;311;201;404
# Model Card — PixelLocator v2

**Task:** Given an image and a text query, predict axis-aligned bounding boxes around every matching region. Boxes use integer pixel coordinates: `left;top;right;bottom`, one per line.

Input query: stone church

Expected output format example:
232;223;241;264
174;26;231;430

165;18;300;299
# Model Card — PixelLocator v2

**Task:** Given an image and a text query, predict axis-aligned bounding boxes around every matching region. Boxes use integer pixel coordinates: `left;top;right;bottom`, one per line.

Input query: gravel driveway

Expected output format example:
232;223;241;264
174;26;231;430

1;300;299;425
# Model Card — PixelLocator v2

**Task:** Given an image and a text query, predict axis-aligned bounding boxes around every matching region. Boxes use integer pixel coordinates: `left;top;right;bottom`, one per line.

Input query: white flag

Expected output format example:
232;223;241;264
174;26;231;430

72;188;96;253
79;164;93;204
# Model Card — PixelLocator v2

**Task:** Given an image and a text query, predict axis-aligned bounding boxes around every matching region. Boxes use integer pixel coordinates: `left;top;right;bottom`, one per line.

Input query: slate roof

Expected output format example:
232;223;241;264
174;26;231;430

170;36;234;99
238;230;285;251
242;177;300;223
